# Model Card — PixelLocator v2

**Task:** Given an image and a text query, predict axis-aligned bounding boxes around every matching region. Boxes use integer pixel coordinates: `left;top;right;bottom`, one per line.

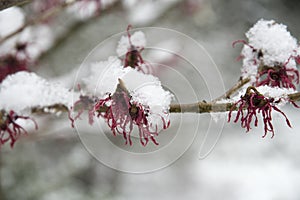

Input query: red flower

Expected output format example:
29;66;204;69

0;54;29;83
122;25;152;73
228;86;291;138
0;110;38;148
69;95;96;128
93;79;169;146
256;65;299;89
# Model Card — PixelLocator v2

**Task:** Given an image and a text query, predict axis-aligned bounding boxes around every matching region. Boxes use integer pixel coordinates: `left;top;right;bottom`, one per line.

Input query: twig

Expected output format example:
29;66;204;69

287;92;300;102
213;77;251;102
0;0;32;11
1;90;299;135
169;101;234;113
25;91;300;115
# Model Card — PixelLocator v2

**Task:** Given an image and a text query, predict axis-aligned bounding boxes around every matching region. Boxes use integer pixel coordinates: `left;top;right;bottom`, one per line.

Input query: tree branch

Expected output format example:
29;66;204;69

0;0;32;11
25;91;300;116
169;102;233;113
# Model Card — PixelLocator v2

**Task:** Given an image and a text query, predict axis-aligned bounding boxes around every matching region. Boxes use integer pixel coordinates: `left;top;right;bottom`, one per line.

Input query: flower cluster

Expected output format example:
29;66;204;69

71;29;173;146
229;19;300;137
236;19;300;89
228;87;291;138
0;110;38;147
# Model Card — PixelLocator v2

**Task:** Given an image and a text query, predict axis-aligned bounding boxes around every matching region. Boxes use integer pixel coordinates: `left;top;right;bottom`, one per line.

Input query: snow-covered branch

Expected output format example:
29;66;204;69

0;0;31;11
1;12;300;147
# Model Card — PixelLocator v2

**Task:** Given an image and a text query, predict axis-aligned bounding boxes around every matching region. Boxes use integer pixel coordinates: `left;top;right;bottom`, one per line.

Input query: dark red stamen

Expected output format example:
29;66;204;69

228;86;292;138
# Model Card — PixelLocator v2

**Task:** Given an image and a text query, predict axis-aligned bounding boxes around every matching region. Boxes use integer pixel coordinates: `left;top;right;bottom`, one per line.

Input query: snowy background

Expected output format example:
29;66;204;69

1;0;300;199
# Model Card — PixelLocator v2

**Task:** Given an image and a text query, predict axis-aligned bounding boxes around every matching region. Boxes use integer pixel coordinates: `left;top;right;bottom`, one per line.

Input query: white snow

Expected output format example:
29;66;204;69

0;7;25;38
256;85;295;99
83;56;173;130
82;56;128;97
84;57;173;108
68;0;117;20
68;0;99;19
0;7;27;57
116;31;146;57
241;45;260;81
217;85;296;106
124;70;173;130
0;20;53;60
241;19;300;79
0;71;76;114
18;25;54;60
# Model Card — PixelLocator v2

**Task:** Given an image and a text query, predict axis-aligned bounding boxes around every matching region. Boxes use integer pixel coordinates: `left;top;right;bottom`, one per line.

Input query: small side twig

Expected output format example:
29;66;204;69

213;77;251;102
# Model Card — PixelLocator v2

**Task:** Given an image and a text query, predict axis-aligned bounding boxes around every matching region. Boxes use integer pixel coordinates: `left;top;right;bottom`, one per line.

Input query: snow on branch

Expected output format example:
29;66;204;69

1;18;300;148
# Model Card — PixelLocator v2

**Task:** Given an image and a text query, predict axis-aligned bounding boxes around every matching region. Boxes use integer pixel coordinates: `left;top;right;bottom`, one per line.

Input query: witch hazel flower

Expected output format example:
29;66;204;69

93;79;155;146
0;53;30;83
69;85;97;127
116;26;152;73
256;65;299;89
0;110;38;148
93;79;171;146
80;57;173;145
228;86;295;138
235;19;300;88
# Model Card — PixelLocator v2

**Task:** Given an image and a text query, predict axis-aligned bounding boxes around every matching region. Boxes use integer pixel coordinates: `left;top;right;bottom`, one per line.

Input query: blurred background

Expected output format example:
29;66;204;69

1;0;300;199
